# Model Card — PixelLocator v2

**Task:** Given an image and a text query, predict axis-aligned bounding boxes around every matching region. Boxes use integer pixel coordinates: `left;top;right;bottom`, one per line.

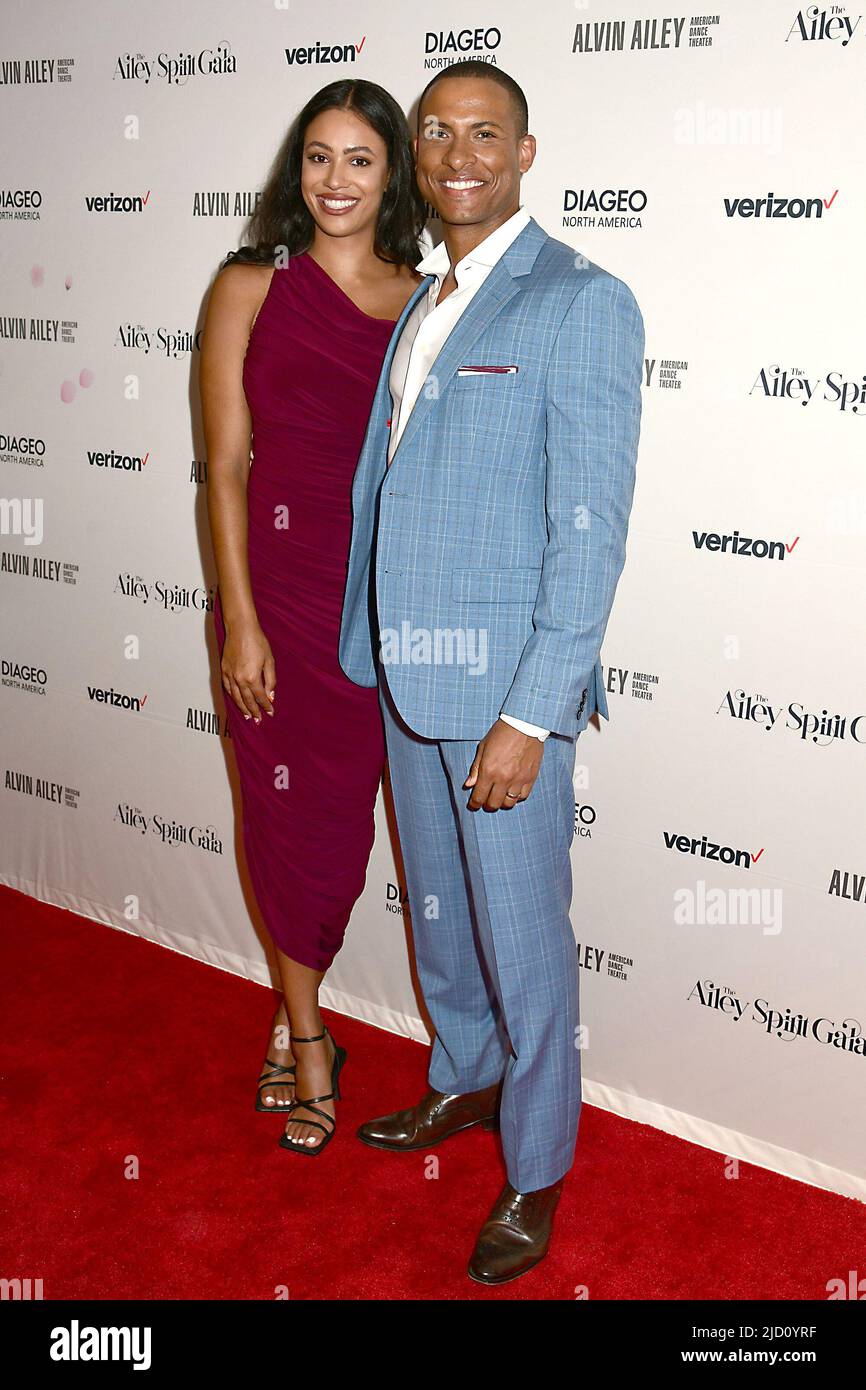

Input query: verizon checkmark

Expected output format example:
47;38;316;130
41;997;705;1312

823;189;838;209
751;847;765;863
786;535;799;553
142;189;151;206
355;36;366;53
140;694;148;707
141;451;150;467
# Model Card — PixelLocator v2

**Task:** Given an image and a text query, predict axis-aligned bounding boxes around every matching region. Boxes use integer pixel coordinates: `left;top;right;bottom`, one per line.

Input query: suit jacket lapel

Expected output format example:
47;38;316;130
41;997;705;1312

387;217;549;466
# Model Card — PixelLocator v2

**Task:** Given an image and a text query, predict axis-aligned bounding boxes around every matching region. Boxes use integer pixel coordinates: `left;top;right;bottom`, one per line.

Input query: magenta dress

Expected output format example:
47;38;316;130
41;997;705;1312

213;252;396;971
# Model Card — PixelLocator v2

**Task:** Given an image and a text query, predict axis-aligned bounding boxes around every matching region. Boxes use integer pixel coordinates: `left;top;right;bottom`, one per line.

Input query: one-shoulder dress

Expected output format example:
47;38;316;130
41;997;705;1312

213;252;396;971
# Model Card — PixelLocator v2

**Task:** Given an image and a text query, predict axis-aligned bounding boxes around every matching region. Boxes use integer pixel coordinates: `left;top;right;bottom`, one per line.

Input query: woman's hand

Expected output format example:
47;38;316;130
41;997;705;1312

220;619;276;723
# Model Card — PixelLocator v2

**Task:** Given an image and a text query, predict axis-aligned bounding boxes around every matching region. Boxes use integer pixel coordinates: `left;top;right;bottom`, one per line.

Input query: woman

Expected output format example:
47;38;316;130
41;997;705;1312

200;80;425;1155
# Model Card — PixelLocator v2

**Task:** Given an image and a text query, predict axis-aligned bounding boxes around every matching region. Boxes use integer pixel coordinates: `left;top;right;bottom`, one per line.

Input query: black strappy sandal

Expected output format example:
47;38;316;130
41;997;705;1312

255;1056;296;1112
278;1028;347;1157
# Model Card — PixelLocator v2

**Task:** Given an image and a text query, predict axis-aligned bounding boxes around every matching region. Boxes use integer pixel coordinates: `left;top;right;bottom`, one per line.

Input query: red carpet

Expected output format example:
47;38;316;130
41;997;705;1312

1;883;863;1300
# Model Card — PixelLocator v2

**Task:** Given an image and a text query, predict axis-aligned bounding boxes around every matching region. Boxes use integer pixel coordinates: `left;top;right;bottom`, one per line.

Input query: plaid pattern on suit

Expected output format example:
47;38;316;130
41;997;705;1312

339;216;644;1190
339;215;644;740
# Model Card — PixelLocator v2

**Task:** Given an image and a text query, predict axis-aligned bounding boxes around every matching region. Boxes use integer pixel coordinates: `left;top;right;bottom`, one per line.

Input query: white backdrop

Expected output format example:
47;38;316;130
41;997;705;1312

2;0;865;1202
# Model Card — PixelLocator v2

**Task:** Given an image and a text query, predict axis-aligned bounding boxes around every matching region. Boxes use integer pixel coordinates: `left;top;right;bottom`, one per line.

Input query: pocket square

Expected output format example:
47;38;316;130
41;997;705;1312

456;364;519;376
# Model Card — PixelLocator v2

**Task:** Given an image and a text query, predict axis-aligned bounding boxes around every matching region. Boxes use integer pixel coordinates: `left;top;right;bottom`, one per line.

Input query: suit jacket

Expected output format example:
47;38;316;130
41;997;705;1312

338;215;645;740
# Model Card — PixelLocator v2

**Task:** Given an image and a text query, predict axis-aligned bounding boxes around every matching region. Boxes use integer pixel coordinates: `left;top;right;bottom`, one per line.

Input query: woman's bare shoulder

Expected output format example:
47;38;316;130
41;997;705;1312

206;260;275;338
212;259;274;303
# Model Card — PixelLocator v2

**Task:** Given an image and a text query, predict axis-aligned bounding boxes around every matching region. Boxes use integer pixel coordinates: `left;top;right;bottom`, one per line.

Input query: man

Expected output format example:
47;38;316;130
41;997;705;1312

338;60;644;1284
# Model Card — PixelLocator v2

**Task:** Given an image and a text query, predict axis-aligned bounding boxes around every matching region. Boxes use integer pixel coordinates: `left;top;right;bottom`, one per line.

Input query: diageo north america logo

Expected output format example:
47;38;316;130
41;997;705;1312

385;882;410;916
423;27;502;68
0;433;46;467
0;189;42;220
2;658;47;696
562;188;646;231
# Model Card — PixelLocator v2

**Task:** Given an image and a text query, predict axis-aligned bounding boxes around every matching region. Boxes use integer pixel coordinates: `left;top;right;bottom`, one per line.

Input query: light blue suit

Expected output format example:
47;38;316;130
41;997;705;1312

339;216;644;1190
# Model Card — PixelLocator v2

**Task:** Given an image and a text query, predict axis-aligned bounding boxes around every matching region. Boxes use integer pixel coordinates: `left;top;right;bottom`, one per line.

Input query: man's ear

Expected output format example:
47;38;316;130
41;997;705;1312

519;133;537;176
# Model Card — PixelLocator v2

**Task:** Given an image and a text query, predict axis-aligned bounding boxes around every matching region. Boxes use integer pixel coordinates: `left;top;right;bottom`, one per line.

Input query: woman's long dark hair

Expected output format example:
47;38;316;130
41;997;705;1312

223;80;426;270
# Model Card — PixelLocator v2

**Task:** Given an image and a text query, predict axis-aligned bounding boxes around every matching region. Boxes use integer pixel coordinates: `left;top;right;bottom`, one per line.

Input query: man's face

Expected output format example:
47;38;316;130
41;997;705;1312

414;76;535;230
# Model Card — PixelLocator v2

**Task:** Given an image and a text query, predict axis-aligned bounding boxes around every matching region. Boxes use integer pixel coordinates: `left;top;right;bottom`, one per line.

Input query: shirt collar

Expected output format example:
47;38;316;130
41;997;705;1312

416;205;531;280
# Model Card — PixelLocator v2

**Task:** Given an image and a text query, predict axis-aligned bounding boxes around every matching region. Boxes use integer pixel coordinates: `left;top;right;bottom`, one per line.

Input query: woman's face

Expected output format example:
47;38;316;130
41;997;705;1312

300;106;391;240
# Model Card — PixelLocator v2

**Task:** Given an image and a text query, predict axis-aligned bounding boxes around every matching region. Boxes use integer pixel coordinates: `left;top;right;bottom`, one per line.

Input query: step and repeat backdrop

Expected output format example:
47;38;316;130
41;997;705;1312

2;1;864;1200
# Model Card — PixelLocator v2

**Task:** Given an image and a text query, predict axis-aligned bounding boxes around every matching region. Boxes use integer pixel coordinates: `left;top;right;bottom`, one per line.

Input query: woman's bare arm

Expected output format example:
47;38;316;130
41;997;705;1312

200;263;276;721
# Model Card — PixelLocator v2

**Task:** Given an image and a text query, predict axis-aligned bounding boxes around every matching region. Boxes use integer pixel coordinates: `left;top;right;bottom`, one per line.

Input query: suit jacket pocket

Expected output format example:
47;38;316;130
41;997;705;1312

450;567;542;604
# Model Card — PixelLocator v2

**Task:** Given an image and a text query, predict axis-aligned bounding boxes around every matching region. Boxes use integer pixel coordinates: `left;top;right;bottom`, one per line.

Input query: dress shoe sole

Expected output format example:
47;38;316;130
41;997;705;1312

467;1251;547;1285
356;1114;498;1152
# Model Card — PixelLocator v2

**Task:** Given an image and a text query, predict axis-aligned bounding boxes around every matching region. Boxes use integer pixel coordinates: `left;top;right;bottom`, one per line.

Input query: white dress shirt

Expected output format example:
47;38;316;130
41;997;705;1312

387;205;549;743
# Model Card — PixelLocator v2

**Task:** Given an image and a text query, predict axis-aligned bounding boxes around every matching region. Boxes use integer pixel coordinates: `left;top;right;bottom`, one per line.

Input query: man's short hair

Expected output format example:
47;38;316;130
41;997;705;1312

416;61;529;138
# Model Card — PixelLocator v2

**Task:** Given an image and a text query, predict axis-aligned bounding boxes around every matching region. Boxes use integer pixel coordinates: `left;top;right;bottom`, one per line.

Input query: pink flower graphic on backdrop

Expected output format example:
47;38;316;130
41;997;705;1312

30;265;45;287
61;369;94;403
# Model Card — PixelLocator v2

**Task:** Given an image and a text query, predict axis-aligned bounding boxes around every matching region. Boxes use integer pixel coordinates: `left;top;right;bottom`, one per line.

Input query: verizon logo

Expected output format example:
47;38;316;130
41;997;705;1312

87;685;147;712
723;190;838;217
693;529;799;560
663;830;764;870
284;38;366;65
87;449;149;473
84;191;150;213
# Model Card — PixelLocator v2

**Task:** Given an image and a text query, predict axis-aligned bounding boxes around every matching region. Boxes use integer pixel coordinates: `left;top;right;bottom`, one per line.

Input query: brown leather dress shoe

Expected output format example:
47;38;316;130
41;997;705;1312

356;1083;501;1151
468;1179;564;1285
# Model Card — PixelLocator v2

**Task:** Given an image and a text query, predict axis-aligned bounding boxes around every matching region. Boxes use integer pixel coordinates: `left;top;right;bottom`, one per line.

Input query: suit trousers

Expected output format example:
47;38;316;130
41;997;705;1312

378;666;582;1192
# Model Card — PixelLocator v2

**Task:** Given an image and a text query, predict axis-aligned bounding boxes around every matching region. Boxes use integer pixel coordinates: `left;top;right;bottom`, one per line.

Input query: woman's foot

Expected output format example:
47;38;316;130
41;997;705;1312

257;999;296;1109
283;1029;338;1151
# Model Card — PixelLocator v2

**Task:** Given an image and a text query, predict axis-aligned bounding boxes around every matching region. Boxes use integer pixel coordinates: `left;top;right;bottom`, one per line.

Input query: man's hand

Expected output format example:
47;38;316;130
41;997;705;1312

463;719;544;811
